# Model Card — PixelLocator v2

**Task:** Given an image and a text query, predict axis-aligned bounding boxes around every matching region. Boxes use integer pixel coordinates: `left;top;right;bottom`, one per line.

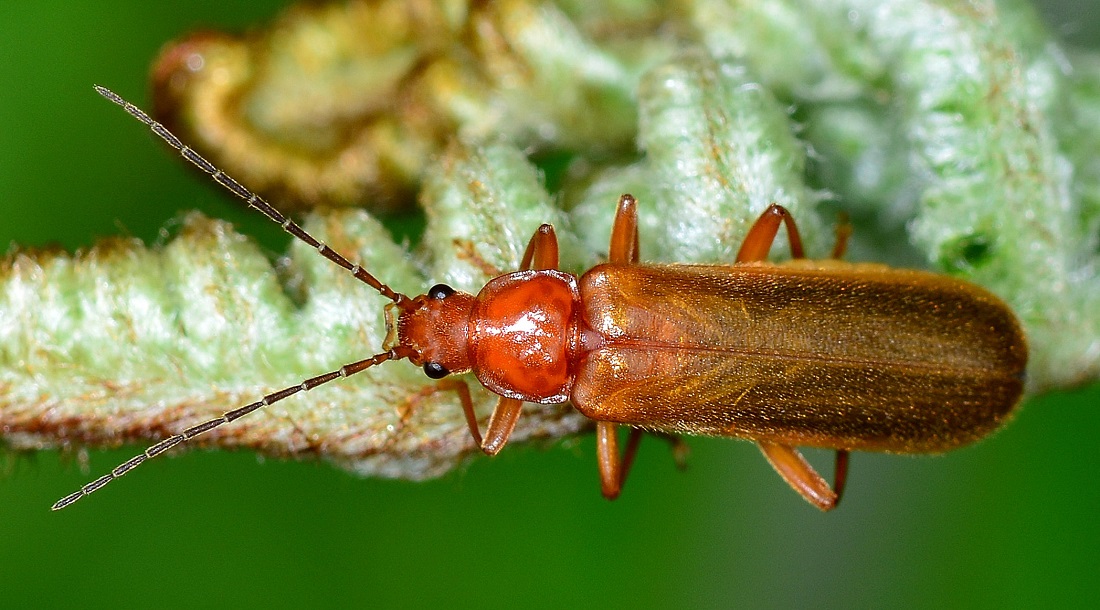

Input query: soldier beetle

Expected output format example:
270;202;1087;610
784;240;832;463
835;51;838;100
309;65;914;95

53;86;1027;511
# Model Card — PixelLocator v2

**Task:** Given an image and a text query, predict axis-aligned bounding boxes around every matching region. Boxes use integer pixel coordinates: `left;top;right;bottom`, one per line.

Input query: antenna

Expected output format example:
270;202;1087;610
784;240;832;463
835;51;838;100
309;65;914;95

93;85;410;308
52;87;420;510
52;350;414;510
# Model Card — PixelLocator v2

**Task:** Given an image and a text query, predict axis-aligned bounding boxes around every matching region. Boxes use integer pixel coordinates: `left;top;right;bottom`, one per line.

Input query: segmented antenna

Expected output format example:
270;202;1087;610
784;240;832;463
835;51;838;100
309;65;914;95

93;85;410;308
52;351;409;510
52;87;421;510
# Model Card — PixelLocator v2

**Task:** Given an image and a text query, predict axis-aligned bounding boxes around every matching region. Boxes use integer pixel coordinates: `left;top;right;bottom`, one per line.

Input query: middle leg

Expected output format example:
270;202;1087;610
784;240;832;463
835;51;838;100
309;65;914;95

736;203;806;262
598;194;683;499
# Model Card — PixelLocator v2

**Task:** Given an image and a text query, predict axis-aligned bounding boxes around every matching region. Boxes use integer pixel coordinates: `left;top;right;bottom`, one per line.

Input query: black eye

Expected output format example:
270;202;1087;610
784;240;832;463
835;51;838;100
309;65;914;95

427;283;455;300
423;362;450;379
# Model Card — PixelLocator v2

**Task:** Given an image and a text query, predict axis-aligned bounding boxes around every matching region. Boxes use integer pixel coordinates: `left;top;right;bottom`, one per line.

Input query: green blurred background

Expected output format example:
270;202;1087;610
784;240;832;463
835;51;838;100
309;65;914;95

1;1;1097;607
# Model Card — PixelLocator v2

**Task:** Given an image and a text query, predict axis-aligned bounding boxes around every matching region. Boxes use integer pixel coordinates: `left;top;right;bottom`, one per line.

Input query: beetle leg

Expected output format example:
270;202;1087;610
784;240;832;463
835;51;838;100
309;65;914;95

520;223;560;271
447;379;483;448
471;225;561;457
399;378;484;448
388;381;526;457
480;397;524;455
596;422;645;499
735;204;806;262
757;441;844;511
398;379;540;461
609;194;640;264
596;421;622;498
469;224;561;455
834;449;850;504
653;432;691;470
831;212;852;259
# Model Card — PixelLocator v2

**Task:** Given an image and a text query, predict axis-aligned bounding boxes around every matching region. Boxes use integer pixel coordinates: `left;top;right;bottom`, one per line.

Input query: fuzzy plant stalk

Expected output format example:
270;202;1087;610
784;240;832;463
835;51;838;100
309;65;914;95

2;0;1097;492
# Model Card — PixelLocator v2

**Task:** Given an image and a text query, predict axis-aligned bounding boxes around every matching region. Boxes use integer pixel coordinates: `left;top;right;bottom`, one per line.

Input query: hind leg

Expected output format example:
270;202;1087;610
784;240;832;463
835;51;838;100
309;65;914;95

737;205;851;510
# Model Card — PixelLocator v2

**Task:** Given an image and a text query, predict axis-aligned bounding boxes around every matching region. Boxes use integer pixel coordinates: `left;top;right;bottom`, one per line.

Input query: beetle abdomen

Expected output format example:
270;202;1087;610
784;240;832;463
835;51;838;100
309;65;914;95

572;263;1027;452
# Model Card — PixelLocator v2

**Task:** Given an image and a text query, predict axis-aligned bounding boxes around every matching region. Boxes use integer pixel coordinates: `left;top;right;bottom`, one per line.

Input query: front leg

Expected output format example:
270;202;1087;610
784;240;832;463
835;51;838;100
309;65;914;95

520;223;560;271
609;193;640;264
480;398;524;455
414;381;526;457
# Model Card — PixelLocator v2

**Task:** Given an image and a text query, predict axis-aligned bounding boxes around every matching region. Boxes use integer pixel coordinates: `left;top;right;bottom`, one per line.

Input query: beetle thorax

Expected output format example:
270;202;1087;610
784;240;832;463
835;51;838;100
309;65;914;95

467;270;580;404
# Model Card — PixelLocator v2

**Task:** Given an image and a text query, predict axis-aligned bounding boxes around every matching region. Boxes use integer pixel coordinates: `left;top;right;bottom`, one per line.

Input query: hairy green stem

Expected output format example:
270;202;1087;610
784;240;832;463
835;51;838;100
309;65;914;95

2;0;1097;486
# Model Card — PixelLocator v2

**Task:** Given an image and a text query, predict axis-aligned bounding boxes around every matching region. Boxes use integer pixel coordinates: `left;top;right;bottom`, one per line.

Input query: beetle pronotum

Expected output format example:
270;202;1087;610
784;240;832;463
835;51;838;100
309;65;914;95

53;86;1027;511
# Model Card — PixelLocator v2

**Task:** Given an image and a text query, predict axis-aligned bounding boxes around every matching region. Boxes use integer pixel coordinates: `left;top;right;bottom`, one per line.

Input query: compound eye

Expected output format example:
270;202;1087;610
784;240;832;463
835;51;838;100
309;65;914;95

423;361;450;379
427;284;454;300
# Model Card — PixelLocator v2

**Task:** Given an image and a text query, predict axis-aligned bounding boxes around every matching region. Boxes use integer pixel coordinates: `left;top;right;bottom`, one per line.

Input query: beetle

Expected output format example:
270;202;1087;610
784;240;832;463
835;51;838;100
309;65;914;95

53;86;1028;511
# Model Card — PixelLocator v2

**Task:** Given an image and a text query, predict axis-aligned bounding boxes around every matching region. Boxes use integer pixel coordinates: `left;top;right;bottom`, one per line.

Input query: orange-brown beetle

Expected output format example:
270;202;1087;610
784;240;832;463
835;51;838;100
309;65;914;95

54;86;1027;511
